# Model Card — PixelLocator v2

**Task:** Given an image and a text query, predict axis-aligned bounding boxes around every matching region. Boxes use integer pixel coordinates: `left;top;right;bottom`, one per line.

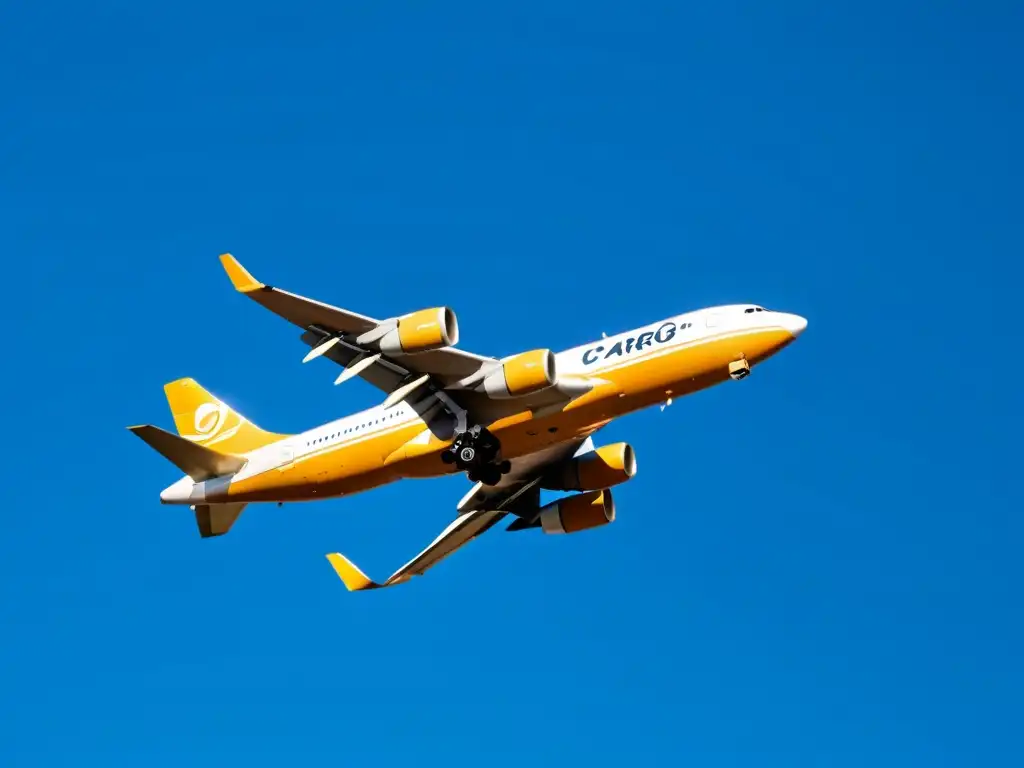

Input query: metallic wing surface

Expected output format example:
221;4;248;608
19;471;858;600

325;436;595;590
219;254;601;423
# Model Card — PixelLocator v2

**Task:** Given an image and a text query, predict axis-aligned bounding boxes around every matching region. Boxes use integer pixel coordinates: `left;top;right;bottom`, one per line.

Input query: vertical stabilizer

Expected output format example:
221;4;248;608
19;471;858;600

163;378;287;454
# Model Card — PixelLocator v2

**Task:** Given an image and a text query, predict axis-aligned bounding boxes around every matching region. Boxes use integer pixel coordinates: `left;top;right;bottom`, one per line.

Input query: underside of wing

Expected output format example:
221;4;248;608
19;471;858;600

326;508;507;591
323;433;617;591
220;253;606;428
220;253;499;400
456;435;596;517
298;327;493;391
221;253;381;335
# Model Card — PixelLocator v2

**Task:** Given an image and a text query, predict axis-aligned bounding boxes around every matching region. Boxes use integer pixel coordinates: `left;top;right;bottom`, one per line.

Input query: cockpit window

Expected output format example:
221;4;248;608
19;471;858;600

745;307;755;313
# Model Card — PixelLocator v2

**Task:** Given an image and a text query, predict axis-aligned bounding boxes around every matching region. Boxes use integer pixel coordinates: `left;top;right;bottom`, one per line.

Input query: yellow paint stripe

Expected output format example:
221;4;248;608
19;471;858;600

582;327;786;376
232;417;426;486
291;416;424;465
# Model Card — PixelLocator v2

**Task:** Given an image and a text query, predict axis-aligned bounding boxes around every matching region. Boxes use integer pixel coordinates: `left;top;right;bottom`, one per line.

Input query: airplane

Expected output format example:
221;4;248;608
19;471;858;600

130;254;807;591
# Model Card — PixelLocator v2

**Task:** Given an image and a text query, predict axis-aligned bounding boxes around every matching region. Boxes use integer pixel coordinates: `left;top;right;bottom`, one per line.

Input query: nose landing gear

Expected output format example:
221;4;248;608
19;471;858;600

441;425;512;486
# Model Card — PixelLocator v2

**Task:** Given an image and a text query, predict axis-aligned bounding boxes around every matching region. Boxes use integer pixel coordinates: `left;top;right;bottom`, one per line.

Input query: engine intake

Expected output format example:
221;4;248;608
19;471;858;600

483;349;558;398
544;442;637;491
539;489;615;535
379;307;459;355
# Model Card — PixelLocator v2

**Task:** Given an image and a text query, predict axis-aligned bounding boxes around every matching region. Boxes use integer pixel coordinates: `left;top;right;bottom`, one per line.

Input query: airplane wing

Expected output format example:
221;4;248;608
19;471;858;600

220;254;498;393
218;254;603;426
325;436;596;591
326;509;507;590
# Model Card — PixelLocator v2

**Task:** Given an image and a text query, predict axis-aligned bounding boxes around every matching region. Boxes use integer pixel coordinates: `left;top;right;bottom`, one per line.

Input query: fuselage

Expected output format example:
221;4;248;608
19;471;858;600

161;303;806;506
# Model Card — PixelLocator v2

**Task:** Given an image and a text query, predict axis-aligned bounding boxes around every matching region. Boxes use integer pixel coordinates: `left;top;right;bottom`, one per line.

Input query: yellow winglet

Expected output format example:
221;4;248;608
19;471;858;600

219;253;264;293
325;553;381;591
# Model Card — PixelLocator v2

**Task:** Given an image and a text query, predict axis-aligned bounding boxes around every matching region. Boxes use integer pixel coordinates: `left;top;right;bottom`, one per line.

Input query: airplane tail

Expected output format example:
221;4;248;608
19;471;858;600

163;378;287;455
126;427;250;537
194;502;248;538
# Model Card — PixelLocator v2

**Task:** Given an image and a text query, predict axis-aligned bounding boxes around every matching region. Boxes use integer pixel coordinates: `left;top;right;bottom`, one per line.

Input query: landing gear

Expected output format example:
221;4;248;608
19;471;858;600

728;358;751;381
441;425;512;486
468;465;502;486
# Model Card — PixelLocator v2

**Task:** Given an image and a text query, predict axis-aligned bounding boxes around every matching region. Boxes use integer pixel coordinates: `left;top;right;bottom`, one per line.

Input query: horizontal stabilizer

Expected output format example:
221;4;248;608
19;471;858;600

128;425;247;481
194;502;247;538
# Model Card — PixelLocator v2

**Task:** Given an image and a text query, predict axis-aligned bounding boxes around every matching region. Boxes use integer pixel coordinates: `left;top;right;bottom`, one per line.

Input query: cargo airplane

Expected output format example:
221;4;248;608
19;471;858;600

130;255;807;590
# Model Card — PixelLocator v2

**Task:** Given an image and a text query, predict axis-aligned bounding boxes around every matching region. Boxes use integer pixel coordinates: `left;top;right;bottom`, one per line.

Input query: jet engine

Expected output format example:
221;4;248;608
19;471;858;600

483;349;558;398
539;489;615;534
378;307;459;355
543;442;637;491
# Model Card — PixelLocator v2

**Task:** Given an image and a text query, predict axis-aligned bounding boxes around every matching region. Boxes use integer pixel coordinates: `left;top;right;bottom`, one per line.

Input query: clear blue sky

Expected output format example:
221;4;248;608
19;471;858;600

1;2;1018;765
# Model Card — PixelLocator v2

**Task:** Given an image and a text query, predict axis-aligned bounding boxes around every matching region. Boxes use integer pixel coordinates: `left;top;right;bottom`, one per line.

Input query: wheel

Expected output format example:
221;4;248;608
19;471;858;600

499;460;512;474
480;466;502;486
475;431;499;462
441;450;455;465
459;446;476;464
467;470;479;483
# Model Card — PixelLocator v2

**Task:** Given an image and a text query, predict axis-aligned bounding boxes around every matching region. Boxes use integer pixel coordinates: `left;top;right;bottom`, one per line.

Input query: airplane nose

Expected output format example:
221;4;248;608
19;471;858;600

782;313;808;337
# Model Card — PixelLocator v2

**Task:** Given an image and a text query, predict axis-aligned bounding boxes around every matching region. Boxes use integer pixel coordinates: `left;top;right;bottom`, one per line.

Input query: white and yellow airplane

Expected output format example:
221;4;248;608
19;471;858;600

131;254;807;591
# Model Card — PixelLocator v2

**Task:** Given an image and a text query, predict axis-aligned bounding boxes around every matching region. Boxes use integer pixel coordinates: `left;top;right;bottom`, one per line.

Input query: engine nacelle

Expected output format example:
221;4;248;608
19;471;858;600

539;489;616;535
544;442;637;491
379;307;459;355
483;349;558;398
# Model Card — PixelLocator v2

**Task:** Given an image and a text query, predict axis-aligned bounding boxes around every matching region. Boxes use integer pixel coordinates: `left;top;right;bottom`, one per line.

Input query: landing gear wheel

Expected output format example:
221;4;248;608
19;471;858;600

479;466;502;486
449;425;506;485
476;435;500;465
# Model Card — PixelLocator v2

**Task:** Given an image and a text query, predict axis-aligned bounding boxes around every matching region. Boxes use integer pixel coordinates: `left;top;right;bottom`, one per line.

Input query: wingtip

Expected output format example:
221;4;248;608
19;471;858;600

325;553;380;591
219;253;263;293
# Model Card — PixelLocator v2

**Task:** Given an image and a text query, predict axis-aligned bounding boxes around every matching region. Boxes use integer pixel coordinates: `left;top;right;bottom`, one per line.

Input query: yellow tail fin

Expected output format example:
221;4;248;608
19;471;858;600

163;378;287;454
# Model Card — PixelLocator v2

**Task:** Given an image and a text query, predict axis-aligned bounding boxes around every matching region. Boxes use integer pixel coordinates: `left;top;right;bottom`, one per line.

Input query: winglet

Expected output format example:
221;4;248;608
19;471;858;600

325;553;381;591
219;253;264;293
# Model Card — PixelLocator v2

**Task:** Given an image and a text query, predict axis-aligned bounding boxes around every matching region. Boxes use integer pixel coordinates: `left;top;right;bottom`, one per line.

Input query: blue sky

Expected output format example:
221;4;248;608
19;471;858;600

1;1;1018;765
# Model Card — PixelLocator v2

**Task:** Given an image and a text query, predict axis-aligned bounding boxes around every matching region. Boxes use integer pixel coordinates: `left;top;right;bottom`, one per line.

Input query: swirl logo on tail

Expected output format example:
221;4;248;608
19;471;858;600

193;402;227;440
182;401;239;446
